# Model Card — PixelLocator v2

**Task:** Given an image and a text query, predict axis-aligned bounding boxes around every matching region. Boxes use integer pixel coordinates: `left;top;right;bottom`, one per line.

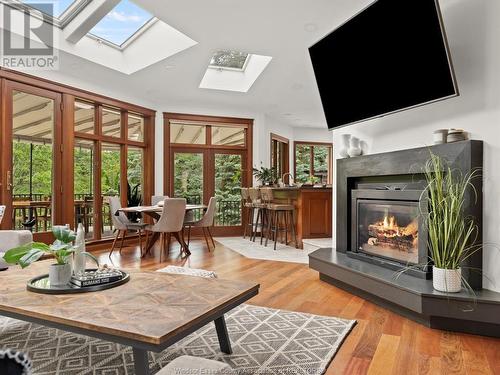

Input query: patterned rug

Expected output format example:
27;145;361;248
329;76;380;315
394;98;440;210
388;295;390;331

0;304;355;375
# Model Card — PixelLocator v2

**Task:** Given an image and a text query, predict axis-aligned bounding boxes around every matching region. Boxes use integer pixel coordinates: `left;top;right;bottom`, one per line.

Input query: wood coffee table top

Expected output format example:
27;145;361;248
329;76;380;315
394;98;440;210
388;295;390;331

0;261;259;346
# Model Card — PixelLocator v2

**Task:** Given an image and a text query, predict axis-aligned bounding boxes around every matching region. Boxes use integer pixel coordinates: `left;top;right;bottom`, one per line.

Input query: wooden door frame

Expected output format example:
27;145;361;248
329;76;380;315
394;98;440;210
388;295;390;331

270;133;290;182
163;113;253;236
0;80;62;243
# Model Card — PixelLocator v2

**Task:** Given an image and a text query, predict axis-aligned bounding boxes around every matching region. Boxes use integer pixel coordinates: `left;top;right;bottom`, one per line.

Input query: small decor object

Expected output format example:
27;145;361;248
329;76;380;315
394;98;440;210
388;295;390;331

252;163;277;186
3;226;99;288
347;136;362;157
70;265;123;287
433;267;462;293
423;153;481;293
447;128;468;143
339;134;351;158
433;129;448;144
73;223;87;276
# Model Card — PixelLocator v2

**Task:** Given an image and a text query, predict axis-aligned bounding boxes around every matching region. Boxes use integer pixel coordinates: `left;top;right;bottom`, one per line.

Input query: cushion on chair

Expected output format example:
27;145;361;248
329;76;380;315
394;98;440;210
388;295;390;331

0;231;33;270
156;355;234;375
157;265;217;278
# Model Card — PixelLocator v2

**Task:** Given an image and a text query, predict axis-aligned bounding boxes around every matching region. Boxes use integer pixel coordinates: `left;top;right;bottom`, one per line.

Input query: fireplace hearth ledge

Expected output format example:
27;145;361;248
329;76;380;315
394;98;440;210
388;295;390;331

309;248;500;338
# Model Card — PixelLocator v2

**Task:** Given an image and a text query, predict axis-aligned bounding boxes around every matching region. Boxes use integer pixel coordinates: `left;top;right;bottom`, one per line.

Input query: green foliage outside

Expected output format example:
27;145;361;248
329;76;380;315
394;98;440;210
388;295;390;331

13;142;52;197
295;145;330;184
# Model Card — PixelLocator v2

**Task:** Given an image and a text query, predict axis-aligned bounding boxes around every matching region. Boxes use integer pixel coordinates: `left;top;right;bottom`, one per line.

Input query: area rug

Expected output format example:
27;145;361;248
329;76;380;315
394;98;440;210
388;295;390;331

215;236;316;264
0;304;356;375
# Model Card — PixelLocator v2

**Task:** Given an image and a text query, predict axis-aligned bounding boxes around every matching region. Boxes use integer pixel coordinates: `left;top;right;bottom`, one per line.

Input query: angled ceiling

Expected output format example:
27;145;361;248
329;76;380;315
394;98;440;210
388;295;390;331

1;0;375;129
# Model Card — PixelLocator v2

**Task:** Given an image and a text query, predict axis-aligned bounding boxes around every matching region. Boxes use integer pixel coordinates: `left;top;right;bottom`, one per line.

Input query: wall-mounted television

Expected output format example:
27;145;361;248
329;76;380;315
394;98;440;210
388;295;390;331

309;0;459;130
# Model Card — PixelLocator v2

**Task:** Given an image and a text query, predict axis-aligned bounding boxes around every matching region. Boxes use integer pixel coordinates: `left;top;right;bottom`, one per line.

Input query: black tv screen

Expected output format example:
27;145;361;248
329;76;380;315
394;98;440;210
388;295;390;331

309;0;458;130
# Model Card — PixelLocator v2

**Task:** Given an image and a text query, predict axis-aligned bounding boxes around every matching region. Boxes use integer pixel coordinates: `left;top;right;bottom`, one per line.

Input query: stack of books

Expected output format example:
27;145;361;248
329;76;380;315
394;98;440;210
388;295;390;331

70;269;123;287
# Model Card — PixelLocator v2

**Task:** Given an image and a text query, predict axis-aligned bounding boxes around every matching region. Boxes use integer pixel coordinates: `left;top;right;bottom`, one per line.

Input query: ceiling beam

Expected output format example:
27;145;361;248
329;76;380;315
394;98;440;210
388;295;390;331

214;129;244;145
64;0;121;44
190;127;204;144
173;125;185;143
14;116;53;133
13;102;50;118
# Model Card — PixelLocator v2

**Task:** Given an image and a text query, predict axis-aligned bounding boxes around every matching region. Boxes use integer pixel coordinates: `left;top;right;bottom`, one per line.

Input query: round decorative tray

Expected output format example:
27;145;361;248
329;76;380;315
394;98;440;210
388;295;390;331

27;269;130;295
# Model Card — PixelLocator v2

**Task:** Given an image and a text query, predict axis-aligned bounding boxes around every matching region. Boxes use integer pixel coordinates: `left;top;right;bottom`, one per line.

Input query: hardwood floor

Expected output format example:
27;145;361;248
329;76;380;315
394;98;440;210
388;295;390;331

96;238;500;375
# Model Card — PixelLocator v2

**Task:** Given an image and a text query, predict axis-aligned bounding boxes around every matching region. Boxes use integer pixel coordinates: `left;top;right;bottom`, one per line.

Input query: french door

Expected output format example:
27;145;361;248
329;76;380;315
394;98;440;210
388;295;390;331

0;80;63;242
170;148;247;236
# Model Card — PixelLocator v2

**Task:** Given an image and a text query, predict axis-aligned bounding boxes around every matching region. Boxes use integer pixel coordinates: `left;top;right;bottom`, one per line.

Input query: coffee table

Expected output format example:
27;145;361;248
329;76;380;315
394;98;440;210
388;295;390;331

0;261;259;374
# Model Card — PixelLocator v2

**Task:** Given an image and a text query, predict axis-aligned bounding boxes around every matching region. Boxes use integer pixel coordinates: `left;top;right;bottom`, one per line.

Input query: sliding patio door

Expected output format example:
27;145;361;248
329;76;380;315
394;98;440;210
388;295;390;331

0;81;62;242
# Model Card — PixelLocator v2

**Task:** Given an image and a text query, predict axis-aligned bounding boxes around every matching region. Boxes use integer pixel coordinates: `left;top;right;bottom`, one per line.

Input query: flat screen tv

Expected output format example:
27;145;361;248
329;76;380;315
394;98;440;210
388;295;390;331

309;0;458;130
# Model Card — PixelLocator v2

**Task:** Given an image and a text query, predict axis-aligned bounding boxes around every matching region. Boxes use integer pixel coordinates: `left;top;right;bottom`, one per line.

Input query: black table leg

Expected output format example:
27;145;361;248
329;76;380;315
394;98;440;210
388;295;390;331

132;347;150;375
214;315;232;354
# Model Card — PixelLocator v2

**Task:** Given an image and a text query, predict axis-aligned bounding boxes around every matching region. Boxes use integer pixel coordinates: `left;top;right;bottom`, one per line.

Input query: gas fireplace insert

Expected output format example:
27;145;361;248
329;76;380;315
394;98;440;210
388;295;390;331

350;189;430;278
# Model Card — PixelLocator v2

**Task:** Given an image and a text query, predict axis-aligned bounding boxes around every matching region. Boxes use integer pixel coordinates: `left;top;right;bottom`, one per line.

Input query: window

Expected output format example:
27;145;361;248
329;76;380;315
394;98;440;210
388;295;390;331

294;142;333;185
170;123;206;145
89;0;154;47
270;133;289;182
17;0;89;26
74;100;95;135
212;126;245;146
128;113;144;142
102;107;122;138
209;50;249;71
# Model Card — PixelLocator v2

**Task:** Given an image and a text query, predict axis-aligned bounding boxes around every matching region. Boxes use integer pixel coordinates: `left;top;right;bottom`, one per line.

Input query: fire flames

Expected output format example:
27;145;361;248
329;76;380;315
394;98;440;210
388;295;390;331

366;214;418;252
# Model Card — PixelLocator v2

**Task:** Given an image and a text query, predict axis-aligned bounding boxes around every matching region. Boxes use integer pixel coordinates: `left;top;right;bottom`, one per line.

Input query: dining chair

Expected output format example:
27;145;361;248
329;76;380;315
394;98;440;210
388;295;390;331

108;196;148;258
152;195;169;206
145;198;189;261
183;197;217;251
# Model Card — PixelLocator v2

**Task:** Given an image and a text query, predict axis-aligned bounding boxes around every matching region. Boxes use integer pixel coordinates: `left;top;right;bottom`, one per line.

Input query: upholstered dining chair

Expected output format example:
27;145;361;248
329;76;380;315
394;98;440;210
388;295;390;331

145;198;189;261
152;195;169;206
108;196;148;258
183;197;217;251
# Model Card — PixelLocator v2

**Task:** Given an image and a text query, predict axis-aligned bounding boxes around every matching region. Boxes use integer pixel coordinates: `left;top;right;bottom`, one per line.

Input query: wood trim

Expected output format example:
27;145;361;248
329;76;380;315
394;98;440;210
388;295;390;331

61;94;75;229
163;113;253;235
0;68;155;116
270;133;290;182
293;141;334;184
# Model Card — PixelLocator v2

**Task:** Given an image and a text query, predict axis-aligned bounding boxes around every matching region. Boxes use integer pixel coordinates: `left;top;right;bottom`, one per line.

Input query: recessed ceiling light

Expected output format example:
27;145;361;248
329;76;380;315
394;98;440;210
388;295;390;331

304;23;318;32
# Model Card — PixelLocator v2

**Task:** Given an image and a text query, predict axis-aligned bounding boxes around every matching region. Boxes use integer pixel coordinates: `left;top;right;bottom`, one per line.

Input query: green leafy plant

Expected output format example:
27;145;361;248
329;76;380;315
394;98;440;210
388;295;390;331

422;153;481;273
252;165;277;185
2;226;99;269
306;175;320;185
127;182;143;222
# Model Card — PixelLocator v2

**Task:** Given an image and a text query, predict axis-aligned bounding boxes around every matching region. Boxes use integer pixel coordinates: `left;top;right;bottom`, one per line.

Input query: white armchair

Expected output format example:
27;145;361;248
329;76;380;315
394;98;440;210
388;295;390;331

0;230;33;270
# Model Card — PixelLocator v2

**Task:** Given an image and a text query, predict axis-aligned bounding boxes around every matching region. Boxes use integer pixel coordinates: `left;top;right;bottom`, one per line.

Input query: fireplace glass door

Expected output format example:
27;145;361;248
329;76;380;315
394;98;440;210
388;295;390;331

357;200;420;264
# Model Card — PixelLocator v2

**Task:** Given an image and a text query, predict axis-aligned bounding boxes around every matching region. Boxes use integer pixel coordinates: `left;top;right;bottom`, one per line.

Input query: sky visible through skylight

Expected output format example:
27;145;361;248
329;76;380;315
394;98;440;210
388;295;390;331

89;0;153;46
21;0;77;18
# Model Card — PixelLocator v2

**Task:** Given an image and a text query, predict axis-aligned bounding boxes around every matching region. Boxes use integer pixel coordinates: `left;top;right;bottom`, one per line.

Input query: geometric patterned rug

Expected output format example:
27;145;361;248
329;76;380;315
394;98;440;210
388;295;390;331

0;304;356;374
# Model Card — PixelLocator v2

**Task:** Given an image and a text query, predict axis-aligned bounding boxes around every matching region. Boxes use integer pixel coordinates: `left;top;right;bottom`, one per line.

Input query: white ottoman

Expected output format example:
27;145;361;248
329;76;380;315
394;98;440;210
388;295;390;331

156;355;234;375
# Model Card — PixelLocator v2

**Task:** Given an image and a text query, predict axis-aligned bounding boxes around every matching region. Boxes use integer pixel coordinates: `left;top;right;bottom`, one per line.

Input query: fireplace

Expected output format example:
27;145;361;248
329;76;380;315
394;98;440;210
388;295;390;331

350;188;430;278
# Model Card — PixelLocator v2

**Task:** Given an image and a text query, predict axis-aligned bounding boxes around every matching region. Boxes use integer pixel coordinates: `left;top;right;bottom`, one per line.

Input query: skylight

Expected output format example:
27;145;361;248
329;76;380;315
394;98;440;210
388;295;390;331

88;0;154;47
16;0;88;24
209;50;250;71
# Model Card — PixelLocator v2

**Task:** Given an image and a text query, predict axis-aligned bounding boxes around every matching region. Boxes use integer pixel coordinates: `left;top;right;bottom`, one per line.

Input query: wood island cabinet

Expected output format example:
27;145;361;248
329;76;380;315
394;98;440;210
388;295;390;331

272;187;332;248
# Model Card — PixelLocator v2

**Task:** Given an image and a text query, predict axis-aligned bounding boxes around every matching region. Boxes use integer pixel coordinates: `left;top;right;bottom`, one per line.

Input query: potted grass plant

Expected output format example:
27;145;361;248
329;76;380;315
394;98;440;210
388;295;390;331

2;226;98;286
422;153;481;293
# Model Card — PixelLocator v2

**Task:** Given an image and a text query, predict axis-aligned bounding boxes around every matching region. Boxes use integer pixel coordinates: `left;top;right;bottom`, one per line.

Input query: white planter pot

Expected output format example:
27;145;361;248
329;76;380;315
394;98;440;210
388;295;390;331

49;263;72;287
432;267;462;293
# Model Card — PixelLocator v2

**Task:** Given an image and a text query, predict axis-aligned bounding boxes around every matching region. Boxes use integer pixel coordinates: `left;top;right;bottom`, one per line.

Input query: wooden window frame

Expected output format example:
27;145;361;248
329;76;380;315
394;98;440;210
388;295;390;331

0;68;155;246
293;141;334;185
270;133;290;182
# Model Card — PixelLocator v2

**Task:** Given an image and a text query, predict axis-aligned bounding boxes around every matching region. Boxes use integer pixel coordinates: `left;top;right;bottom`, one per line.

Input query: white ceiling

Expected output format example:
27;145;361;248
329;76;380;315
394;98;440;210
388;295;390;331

13;0;375;129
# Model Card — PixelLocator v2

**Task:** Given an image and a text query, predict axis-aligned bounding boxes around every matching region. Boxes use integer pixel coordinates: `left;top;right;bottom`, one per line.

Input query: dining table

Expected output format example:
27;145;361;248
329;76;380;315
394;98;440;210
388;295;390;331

118;204;207;256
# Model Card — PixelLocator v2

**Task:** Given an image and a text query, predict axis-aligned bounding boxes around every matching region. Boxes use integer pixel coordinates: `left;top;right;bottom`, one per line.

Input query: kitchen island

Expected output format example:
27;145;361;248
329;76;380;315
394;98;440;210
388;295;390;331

272;186;332;248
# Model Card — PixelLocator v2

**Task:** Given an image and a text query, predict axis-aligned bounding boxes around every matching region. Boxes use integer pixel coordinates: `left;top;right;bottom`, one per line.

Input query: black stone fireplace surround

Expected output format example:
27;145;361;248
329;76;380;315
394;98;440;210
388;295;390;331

309;140;500;337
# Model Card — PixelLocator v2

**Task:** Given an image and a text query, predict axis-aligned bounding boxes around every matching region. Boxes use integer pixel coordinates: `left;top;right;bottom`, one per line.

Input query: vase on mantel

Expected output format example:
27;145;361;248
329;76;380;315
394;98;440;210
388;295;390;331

432;266;462;293
339;134;351;158
348;136;362;157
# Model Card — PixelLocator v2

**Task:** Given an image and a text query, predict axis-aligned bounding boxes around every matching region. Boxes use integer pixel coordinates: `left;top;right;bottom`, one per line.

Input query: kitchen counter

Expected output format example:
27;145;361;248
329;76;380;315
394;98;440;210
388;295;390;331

270;186;332;248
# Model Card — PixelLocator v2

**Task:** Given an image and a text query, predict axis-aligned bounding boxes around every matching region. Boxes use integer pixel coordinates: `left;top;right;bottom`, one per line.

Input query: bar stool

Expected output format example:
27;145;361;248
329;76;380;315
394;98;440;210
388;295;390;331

262;188;297;250
241;188;254;239
248;188;267;243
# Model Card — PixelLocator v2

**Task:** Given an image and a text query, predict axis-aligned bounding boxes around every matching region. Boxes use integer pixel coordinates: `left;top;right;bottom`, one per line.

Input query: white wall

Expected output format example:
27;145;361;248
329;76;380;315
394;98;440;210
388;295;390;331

331;0;500;292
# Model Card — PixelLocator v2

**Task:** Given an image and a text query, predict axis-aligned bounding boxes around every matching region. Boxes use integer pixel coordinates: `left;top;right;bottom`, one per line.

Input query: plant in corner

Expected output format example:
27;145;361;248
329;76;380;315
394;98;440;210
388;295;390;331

252;165;277;186
422;153;481;293
2;226;98;286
